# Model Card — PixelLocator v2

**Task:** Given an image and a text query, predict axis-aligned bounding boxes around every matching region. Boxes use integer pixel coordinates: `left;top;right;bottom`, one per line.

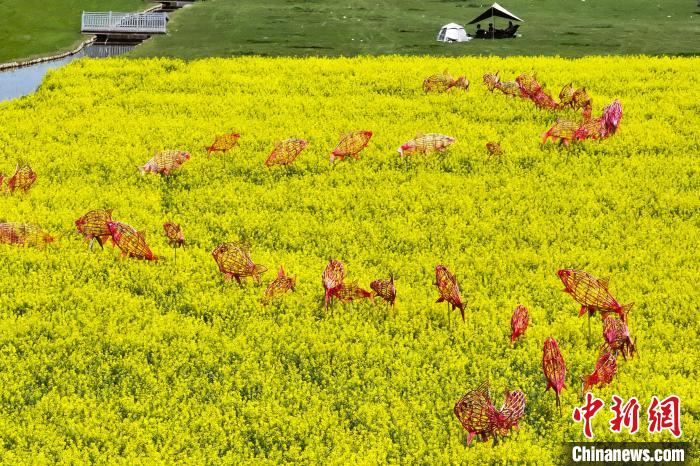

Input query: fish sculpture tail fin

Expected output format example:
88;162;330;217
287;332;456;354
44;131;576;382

458;300;467;323
252;264;268;284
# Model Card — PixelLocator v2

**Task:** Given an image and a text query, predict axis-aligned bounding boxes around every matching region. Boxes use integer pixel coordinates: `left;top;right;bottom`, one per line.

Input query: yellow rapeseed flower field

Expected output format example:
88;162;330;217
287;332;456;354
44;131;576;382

0;56;698;464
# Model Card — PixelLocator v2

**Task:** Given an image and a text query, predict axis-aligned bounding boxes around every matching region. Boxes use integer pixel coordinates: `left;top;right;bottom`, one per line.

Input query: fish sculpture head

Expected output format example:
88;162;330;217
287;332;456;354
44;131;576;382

398;140;417;157
556;269;574;289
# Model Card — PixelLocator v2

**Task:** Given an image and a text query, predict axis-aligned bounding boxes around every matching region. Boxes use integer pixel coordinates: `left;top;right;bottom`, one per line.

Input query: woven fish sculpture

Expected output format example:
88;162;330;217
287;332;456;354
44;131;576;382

212;241;267;284
322;259;345;309
6;163;37;193
602;316;636;360
542;337;567;412
265;138;308;167
510;304;529;344
494;389;526;436
516;73;558;109
0;222;54;247
330;131;372;162
486;141;504;157
335;282;373;303
454;380;499;446
582;351;617;393
140;150;190;175
262;265;297;304
557;268;632;322
423;70;469;93
454;381;526;445
398;134;455;157
206;132;241;154
435;264;466;322
163;221;185;248
75;209;113;248
543;100;623;145
370;275;396;307
107;221;156;261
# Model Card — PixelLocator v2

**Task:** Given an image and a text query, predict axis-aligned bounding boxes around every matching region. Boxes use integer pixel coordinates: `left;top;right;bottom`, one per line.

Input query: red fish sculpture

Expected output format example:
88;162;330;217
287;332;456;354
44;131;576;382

483;72;521;98
206;132;241;154
423;70;469;93
541;119;580;146
454;381;526;446
75;209;113;249
510;304;529;344
140;150;190;176
483;72;500;91
602;316;636;360
543;100;623;145
330;131;372;163
558;83;576;108
265;138;308;167
335;282;373;303
370;275;396;307
163;221;184;248
542;337;567;413
582;351;617;393
575;100;623;141
454;381;499;446
322;259;345;309
494;389;526;437
516;73;558;110
572;88;593;118
212;241;267;284
107;221;156;261
435;264;466;322
262;265;297;304
6;163;37;193
398;134;455;157
486;141;503;158
0;222;54;247
515;73;542;97
557;269;633;322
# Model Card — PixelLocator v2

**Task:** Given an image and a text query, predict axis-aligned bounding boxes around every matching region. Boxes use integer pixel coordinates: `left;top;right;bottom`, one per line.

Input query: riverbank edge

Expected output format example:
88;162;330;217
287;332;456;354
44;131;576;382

0;38;97;72
0;2;163;71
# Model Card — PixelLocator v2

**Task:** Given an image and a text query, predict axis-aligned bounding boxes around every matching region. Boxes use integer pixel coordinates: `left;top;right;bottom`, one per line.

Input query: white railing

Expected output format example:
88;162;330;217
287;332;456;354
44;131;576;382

81;12;167;34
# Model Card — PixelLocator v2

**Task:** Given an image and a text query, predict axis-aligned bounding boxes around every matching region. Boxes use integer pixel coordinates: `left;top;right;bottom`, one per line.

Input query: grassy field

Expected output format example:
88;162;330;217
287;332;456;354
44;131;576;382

0;56;697;463
133;0;700;58
0;0;149;63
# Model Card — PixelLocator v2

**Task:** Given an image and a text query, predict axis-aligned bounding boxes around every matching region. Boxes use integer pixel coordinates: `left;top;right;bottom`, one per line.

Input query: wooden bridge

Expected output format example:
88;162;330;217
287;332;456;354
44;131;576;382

81;11;168;35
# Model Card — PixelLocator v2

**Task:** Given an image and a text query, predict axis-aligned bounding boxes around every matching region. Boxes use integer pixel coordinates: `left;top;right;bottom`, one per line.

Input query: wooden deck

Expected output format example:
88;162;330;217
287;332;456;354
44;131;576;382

81;12;167;35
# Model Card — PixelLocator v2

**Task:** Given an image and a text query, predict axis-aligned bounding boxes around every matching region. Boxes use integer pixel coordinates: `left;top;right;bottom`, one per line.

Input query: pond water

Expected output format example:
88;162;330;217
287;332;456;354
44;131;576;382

0;44;135;103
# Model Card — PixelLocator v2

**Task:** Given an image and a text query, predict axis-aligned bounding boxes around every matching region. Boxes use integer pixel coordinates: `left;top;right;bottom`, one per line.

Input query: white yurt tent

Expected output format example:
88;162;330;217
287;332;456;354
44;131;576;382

436;23;470;42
